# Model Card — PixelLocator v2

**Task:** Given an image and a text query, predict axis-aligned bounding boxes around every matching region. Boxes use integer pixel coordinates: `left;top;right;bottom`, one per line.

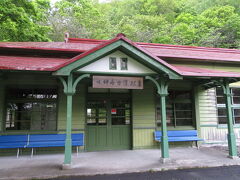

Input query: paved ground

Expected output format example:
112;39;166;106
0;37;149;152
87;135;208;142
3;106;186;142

1;146;240;180
50;166;240;180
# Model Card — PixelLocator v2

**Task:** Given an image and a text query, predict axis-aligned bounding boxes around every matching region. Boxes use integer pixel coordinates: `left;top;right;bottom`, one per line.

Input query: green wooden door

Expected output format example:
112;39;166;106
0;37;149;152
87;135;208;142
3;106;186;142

86;97;131;151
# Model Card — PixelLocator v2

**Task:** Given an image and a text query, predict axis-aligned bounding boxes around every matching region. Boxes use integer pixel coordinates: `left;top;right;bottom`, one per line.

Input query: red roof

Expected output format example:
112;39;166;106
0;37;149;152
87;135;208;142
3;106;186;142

0;55;68;71
0;42;96;52
1;39;240;63
1;34;240;78
173;65;240;78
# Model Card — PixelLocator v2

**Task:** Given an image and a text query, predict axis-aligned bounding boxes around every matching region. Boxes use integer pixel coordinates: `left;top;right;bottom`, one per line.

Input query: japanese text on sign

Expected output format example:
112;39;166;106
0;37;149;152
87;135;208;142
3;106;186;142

93;76;143;89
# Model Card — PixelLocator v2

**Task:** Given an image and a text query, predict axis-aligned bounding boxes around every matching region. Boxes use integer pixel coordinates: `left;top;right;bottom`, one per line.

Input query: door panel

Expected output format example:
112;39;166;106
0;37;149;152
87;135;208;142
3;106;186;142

86;96;131;151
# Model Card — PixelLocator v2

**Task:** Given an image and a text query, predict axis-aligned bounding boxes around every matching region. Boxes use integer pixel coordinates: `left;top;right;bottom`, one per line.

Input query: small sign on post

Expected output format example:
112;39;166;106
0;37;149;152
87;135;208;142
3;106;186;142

93;76;143;89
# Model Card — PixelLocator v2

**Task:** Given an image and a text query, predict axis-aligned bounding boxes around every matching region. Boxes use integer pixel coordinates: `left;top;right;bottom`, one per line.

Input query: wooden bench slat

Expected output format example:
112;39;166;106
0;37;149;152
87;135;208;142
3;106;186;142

154;130;203;143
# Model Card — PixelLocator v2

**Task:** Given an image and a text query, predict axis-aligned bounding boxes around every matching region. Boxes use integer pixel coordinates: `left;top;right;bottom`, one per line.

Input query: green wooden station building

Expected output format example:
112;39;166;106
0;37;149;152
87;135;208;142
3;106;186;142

1;33;240;168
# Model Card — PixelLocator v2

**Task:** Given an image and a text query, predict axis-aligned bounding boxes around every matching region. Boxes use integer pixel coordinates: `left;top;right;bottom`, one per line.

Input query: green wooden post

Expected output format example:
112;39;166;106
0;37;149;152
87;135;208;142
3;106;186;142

59;74;90;169
159;92;169;159
64;74;74;167
145;76;169;161
222;81;238;158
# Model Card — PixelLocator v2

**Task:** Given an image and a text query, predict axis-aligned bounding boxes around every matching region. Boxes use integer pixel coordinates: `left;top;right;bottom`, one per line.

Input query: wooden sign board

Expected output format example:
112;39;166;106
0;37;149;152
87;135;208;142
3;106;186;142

93;76;143;89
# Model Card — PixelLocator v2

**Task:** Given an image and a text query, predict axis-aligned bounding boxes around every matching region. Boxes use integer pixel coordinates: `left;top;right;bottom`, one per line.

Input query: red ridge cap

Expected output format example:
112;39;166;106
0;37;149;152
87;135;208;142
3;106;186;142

0;43;86;53
68;38;107;44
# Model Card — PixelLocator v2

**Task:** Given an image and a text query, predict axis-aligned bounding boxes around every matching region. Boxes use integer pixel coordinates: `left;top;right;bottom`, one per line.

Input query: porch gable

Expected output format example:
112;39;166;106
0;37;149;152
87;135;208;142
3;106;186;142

53;34;182;79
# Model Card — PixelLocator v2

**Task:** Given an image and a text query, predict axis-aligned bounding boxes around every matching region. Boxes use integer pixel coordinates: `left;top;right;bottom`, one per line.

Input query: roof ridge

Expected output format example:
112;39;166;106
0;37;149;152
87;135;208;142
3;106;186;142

66;37;240;54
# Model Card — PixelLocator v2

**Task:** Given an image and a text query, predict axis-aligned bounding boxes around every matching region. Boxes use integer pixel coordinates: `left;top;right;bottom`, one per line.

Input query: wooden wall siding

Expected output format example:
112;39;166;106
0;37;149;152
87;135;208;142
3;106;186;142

132;81;155;128
58;84;86;132
132;81;156;148
169;80;193;90
198;86;240;143
201;127;240;143
198;88;218;125
133;129;157;149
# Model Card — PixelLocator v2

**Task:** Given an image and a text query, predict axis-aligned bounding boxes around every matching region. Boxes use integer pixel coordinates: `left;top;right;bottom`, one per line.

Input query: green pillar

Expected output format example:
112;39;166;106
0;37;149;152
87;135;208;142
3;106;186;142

145;76;169;161
223;82;238;158
64;93;73;164
160;93;169;159
64;75;74;166
59;73;90;169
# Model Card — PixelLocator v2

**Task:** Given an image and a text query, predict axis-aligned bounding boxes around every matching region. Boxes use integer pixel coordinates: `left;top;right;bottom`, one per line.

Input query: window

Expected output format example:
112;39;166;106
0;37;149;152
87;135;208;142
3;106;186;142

156;90;193;127
109;57;117;70
216;87;240;124
5;88;58;131
86;100;107;125
121;58;128;70
111;99;131;125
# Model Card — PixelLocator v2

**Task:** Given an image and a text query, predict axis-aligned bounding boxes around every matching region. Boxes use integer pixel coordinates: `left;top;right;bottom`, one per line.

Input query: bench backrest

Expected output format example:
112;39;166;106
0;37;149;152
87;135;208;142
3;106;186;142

28;133;84;146
72;133;84;145
154;131;162;140
0;135;28;148
29;134;65;142
167;130;197;137
0;135;28;143
154;130;198;139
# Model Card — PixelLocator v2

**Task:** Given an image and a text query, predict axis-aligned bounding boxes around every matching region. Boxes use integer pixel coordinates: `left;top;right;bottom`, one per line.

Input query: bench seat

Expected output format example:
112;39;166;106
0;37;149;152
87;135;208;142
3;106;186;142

154;130;203;148
0;135;28;157
0;133;84;157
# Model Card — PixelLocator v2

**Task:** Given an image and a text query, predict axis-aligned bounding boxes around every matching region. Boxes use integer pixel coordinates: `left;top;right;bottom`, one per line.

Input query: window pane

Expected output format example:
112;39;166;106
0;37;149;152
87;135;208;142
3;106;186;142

217;97;225;104
6;88;58;131
175;111;192;118
175;103;192;110
216;87;224;96
121;58;128;70
5;103;32;130
235;117;240;124
232;89;240;96
109;57;117;70
216;87;225;104
218;108;227;116
176;118;193;126
31;102;57;130
111;100;130;125
219;117;227;124
234;109;240;124
233;97;240;104
156;90;193;127
156;103;174;126
86;100;107;125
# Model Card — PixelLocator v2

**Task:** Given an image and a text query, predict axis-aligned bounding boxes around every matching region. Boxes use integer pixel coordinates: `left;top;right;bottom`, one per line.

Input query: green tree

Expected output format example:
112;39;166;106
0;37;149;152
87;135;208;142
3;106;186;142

0;0;51;41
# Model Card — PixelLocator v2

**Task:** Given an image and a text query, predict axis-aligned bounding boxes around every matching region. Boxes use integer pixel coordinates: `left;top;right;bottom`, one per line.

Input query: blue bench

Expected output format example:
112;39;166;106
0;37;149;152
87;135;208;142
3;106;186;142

0;135;28;158
0;133;84;157
154;130;203;148
27;133;84;157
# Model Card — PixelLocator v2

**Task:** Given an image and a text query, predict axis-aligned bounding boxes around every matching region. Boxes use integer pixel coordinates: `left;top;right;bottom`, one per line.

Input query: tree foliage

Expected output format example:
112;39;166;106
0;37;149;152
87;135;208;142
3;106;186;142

2;0;240;49
0;0;51;41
